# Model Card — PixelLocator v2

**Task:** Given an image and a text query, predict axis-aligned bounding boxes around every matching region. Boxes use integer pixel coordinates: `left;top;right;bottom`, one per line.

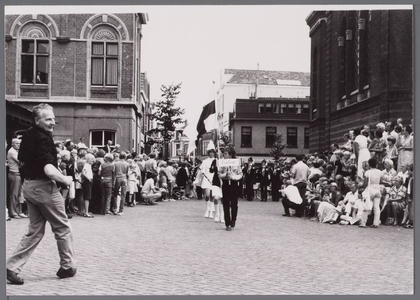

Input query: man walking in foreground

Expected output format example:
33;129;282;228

6;103;76;285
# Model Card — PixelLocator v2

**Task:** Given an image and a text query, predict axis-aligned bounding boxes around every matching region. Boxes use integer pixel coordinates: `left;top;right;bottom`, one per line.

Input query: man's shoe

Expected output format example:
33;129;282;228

11;215;21;219
282;213;291;217
231;221;236;228
226;226;232;231
7;269;24;285
18;213;28;218
56;267;77;279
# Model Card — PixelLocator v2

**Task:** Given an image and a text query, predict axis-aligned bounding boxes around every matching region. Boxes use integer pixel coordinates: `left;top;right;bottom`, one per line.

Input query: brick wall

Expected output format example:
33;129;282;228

307;9;413;153
121;43;134;100
51;41;77;97
5;40;17;95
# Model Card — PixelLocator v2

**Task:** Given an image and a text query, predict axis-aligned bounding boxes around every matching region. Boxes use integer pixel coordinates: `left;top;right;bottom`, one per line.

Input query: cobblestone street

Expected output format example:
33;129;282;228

6;198;413;296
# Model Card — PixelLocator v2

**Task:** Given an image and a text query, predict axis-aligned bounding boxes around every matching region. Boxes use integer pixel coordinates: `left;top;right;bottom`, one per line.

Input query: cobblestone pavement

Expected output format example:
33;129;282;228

5;198;413;296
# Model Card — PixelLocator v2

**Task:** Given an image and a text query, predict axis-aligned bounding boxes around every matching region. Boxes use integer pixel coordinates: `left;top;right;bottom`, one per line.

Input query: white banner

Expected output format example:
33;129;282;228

217;159;240;167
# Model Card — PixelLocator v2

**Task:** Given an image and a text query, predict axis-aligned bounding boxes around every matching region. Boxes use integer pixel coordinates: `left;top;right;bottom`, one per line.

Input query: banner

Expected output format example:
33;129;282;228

217;159;240;167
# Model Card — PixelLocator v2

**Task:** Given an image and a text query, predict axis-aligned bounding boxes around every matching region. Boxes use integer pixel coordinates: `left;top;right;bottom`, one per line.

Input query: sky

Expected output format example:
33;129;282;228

5;4;411;129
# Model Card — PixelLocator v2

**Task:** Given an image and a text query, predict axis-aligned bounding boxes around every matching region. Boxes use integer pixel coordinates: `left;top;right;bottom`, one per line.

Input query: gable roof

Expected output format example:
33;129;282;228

224;69;310;86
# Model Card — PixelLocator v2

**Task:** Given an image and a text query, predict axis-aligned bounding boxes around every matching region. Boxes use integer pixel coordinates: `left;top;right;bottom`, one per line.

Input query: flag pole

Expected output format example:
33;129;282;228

213;81;220;159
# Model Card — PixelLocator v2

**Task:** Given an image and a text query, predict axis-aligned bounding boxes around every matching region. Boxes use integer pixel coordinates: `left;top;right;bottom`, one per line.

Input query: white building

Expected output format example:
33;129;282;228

217;69;310;132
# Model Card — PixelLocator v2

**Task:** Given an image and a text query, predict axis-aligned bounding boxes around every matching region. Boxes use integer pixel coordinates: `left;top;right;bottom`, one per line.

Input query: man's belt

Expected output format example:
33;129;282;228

24;177;49;181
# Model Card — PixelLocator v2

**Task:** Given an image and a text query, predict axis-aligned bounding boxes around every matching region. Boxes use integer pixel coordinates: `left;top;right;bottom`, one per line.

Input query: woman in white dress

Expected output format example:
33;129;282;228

200;141;223;220
353;128;371;180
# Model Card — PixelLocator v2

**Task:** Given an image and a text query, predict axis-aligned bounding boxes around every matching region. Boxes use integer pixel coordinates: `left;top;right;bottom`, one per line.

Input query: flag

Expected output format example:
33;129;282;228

196;100;217;137
182;122;197;155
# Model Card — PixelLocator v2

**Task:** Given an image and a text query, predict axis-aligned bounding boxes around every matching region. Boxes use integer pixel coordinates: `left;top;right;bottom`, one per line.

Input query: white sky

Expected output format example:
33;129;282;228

5;5;412;128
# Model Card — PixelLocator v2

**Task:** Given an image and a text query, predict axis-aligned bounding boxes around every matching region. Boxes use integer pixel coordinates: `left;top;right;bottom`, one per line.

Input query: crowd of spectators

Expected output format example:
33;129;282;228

6;118;414;229
238;118;414;229
6;138;201;220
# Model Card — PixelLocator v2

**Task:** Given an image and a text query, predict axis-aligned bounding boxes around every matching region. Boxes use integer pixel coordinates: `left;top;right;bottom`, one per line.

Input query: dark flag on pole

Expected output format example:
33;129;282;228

196;100;217;138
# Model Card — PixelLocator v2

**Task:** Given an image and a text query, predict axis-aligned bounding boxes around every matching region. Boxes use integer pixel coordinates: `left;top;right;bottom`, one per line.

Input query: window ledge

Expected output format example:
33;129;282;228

91;86;118;94
241;145;253;148
350;89;359;96
20;84;48;91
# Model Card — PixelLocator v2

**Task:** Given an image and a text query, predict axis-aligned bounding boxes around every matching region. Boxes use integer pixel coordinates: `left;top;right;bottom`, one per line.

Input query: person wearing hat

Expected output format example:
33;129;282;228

200;141;220;218
257;159;271;202
141;170;161;205
244;157;256;201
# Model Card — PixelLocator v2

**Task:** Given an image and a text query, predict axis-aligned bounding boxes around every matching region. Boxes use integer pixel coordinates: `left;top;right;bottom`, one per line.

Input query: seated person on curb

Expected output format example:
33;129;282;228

308;177;329;220
381;158;397;187
281;180;303;217
141;170;163;205
316;182;342;224
384;176;407;226
338;182;359;222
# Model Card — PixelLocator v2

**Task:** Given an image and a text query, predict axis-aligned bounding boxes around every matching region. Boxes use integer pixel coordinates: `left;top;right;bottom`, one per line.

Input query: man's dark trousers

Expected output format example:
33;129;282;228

294;182;307;215
222;180;238;227
282;198;302;216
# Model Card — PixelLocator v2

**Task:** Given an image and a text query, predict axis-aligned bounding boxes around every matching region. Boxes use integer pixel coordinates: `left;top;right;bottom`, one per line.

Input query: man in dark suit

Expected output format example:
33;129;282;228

258;160;271;202
244;157;256;201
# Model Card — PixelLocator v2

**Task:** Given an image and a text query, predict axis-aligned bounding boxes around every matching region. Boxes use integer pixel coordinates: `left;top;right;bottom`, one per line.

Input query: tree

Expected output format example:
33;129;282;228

146;83;185;160
270;133;287;163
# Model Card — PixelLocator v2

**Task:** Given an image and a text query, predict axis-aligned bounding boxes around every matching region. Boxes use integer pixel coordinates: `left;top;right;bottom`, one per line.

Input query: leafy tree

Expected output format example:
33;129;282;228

270;133;286;162
146;83;185;160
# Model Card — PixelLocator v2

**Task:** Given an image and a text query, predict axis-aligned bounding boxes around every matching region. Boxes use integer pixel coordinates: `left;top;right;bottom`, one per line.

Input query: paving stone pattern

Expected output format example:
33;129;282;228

6;198;413;296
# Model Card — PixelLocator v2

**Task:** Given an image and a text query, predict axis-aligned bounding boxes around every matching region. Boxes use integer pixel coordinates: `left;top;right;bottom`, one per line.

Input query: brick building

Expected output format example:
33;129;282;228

5;12;150;153
230;98;310;163
306;9;413;153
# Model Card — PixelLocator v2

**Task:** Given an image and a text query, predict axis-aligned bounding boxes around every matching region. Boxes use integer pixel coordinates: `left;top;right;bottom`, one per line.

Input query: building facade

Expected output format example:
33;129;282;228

306;10;413;153
230;98;310;163
217;69;310;133
5;12;149;153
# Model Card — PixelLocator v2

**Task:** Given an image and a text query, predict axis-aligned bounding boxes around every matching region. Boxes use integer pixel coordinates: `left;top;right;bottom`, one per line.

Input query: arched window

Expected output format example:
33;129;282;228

90;26;119;87
20;23;50;85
